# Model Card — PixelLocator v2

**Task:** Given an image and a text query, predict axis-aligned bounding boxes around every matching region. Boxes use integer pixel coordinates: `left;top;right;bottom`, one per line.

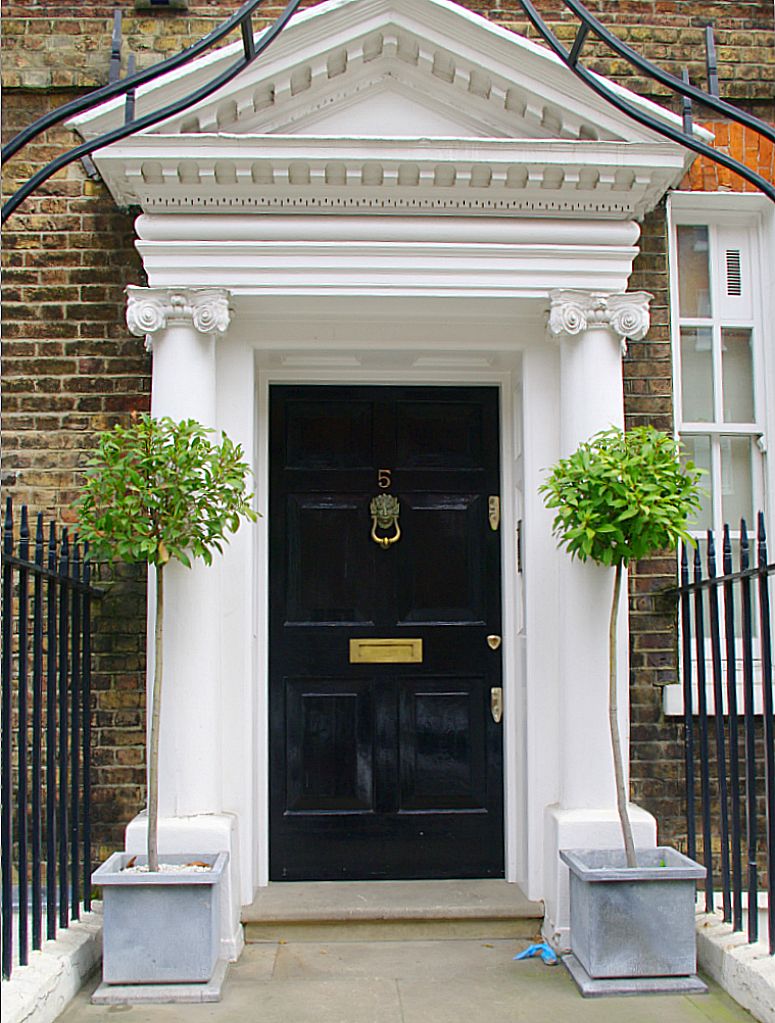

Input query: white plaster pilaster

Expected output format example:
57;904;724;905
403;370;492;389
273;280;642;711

542;288;657;948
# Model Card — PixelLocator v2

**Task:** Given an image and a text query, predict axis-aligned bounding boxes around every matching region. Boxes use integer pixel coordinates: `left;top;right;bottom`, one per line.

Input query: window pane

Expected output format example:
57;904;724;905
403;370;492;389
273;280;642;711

722;328;754;422
725;538;759;639
721;436;753;528
681;434;713;530
680;327;714;422
677;225;711;317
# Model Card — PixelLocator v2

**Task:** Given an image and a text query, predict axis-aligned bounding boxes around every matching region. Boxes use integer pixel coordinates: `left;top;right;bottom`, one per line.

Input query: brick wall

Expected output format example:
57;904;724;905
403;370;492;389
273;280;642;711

2;0;773;862
682;122;775;191
621;202;685;846
2;1;773;112
2;86;150;857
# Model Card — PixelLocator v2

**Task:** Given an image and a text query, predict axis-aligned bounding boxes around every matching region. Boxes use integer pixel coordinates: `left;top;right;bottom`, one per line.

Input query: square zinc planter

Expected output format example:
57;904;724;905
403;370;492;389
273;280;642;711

560;847;706;979
93;851;227;985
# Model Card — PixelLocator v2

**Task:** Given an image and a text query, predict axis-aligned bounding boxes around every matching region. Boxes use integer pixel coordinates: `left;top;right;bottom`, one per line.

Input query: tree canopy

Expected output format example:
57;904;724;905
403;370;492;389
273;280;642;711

76;413;257;568
540;426;703;568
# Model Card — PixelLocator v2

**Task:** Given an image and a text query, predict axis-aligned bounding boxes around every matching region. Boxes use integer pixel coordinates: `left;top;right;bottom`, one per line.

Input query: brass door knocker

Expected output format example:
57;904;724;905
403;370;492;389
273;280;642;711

370;494;401;549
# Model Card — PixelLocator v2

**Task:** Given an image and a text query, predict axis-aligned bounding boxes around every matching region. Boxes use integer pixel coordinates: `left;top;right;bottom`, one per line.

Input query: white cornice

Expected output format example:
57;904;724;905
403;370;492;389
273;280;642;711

95;135;685;220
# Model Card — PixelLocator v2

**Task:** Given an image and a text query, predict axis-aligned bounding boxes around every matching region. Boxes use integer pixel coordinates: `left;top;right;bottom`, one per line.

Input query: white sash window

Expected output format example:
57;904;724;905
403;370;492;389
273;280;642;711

664;192;774;716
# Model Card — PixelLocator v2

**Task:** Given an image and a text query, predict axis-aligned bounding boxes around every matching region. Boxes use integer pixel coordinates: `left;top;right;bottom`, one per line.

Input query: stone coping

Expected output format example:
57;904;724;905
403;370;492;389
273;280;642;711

1;906;102;1023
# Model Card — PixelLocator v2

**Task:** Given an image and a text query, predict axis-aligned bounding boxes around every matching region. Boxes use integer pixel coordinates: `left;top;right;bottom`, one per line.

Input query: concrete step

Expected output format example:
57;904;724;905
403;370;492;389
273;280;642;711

242;880;544;942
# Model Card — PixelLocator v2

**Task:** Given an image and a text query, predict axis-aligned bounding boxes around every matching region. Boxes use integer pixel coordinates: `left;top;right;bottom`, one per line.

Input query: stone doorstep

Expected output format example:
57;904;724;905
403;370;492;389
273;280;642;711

242;880;545;942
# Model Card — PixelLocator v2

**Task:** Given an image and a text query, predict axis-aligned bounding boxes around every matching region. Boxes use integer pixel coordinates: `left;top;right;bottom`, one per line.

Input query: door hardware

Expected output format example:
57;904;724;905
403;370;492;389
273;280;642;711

487;634;501;650
370;493;401;548
488;496;500;531
350;638;422;664
490;687;503;723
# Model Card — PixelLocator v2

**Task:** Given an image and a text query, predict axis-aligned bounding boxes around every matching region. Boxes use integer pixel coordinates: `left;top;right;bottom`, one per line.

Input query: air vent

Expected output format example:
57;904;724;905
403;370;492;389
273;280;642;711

726;249;742;296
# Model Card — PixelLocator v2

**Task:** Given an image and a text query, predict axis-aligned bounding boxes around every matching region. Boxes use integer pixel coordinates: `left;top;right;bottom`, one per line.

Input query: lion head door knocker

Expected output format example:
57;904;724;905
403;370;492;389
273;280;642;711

370;494;401;549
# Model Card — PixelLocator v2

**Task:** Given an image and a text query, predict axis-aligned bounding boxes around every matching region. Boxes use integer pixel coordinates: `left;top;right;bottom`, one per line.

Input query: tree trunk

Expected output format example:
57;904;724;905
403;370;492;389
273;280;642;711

609;561;637;868
147;564;163;871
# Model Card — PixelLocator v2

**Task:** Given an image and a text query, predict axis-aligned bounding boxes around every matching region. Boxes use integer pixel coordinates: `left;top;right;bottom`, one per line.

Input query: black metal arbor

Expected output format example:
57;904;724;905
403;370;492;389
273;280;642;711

2;0;774;221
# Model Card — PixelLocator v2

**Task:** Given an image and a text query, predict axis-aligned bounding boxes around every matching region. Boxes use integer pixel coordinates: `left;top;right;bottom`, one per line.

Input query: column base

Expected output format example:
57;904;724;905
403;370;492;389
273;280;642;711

125;811;244;963
542;804;658;950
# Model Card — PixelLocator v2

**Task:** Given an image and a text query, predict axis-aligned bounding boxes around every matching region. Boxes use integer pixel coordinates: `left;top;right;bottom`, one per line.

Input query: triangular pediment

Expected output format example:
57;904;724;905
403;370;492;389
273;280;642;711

72;0;702;218
74;0;690;145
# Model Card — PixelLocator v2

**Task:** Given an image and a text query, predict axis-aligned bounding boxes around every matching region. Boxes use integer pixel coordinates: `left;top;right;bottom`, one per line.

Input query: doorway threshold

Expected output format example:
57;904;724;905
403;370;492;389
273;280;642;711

242;880;543;942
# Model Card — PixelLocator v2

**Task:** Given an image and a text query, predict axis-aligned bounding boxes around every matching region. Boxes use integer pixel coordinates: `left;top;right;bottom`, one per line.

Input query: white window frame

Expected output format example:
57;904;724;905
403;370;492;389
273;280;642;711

664;191;774;717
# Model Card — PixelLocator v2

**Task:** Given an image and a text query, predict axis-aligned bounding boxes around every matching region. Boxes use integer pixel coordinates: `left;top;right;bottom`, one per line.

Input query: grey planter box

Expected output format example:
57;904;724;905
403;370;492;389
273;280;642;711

93;851;228;985
560;847;706;979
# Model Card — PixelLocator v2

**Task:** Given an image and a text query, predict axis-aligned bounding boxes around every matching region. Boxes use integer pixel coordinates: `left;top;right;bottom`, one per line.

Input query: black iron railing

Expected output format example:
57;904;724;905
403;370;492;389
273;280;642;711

1;498;102;980
677;513;774;955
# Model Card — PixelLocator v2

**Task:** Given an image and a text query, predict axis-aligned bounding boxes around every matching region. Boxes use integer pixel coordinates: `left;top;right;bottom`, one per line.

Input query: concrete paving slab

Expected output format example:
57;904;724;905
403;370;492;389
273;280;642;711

56;938;757;1023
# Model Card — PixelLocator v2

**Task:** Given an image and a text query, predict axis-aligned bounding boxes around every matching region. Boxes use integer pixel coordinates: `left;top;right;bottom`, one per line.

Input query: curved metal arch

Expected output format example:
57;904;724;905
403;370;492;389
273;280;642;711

516;0;775;203
2;0;303;223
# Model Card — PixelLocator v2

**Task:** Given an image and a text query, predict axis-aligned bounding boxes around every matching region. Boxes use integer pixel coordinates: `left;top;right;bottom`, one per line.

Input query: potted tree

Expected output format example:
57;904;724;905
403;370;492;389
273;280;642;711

76;414;256;989
540;426;707;995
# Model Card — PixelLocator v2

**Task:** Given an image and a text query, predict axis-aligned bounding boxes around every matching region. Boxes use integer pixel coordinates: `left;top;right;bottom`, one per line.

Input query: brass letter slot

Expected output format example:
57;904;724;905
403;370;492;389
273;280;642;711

349;638;423;664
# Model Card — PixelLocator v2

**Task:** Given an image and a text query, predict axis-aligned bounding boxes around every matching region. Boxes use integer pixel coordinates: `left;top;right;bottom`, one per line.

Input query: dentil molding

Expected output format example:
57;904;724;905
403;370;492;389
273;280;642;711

547;289;652;354
126;286;231;351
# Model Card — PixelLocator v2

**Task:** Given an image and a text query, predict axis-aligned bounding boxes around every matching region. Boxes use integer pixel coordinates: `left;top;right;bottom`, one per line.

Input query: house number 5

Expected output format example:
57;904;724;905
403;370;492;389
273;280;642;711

378;469;392;489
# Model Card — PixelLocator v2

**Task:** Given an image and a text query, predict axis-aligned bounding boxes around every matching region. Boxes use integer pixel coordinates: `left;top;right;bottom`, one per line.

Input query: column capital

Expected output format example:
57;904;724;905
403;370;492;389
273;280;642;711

547;289;652;354
126;286;231;351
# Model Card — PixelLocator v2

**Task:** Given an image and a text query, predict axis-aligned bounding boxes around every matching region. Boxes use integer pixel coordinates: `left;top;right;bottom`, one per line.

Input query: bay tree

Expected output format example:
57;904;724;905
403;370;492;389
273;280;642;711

540;426;702;867
76;414;257;871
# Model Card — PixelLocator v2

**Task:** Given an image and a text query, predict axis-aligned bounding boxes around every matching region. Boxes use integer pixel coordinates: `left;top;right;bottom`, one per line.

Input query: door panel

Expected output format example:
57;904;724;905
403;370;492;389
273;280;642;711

270;385;504;880
285;400;374;469
285;678;374;813
398;677;487;811
397;495;485;624
395;400;484;468
286;496;374;624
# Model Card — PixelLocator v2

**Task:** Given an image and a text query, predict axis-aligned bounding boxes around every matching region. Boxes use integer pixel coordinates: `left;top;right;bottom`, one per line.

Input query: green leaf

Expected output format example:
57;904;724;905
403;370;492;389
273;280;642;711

540;427;703;568
73;414;259;570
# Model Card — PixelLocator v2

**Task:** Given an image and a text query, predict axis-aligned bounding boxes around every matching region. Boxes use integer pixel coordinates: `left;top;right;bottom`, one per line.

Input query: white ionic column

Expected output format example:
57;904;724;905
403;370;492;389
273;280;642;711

124;287;243;960
542;290;658;948
127;286;230;814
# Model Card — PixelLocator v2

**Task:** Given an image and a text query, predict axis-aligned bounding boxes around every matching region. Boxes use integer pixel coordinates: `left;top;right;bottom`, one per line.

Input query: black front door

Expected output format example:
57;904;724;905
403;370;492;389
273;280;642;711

269;385;504;880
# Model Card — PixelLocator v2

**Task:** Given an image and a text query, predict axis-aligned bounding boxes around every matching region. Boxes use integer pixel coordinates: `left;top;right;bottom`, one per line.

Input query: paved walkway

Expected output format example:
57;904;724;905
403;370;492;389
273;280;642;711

59;938;755;1023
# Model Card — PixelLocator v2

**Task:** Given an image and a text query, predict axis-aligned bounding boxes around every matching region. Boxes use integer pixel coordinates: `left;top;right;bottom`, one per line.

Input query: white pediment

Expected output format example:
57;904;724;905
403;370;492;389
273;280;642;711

287;85;483;137
72;0;704;219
